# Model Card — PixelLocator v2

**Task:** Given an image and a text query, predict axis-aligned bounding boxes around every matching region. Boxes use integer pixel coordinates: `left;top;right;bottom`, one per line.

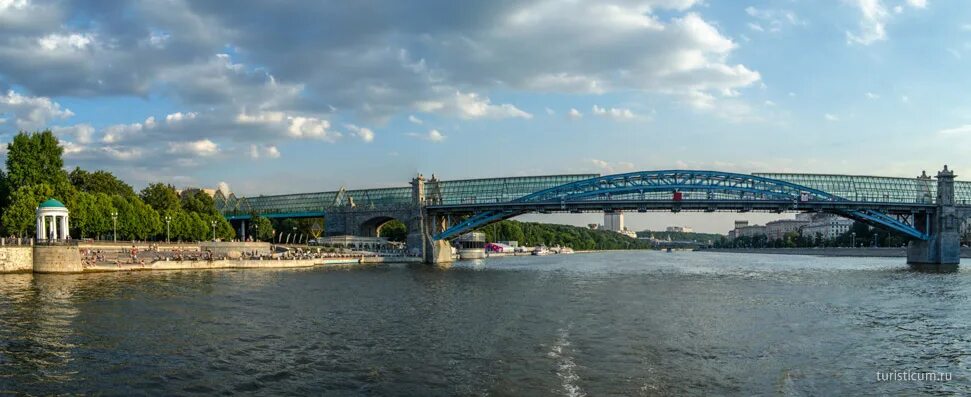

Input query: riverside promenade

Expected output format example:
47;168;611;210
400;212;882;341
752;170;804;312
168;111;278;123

83;255;420;273
0;240;421;274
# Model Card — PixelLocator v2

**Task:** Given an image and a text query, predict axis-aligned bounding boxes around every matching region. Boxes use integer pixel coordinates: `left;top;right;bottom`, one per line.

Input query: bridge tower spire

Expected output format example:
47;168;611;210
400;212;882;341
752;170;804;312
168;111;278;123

907;166;960;268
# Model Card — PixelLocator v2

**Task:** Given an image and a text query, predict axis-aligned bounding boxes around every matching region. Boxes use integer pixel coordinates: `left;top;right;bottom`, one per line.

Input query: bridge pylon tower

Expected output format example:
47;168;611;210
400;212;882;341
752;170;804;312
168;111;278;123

408;174;453;264
907;166;961;268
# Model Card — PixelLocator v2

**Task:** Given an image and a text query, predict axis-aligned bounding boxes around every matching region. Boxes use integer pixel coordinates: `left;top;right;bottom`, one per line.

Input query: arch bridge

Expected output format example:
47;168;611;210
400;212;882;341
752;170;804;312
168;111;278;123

218;168;971;266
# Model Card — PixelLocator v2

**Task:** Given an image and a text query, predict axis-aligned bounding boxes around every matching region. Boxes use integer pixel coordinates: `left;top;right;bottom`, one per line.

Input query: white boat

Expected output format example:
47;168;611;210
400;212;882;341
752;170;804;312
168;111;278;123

532;246;551;256
558;247;575;254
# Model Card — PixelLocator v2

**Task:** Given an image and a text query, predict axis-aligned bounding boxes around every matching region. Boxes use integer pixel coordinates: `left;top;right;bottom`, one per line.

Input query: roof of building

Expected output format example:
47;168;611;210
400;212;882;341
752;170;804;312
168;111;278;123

38;198;66;208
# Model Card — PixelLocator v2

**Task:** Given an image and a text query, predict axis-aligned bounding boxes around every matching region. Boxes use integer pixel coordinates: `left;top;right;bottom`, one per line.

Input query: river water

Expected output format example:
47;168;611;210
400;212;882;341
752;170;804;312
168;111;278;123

1;251;969;395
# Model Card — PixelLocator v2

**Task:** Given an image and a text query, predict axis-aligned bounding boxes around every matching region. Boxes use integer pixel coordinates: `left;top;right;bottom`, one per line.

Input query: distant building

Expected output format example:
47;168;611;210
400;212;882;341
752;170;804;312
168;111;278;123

604;212;624;232
666;226;693;233
802;213;854;239
729;220;764;240
603;212;638;238
765;219;810;241
735;225;766;238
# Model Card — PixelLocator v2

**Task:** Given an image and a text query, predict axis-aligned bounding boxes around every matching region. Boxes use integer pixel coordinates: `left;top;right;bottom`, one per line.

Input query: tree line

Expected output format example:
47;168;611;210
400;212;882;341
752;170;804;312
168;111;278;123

479;220;652;250
0;130;235;241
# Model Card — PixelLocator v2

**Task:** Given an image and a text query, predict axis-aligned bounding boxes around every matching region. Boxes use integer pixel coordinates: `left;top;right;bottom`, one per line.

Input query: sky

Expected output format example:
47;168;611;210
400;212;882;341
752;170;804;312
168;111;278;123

1;0;970;233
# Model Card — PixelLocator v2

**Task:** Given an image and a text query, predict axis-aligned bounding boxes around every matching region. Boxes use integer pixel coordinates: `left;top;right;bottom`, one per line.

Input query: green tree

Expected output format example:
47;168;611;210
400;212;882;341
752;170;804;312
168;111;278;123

1;184;54;237
181;189;216;215
141;183;182;213
379;220;407;242
250;215;274;241
69;167;136;198
5;131;69;188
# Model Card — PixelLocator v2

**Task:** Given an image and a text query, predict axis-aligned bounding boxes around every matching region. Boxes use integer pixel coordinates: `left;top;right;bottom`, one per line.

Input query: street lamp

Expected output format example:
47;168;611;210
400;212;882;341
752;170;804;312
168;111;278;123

851;232;856;248
211;220;217;241
111;211;118;243
165;215;172;243
253;224;259;242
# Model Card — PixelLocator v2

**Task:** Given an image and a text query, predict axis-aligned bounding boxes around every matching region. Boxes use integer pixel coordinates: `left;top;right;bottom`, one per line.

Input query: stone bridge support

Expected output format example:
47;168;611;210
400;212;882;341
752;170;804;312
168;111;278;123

407;174;453;265
907;166;961;268
324;174;454;265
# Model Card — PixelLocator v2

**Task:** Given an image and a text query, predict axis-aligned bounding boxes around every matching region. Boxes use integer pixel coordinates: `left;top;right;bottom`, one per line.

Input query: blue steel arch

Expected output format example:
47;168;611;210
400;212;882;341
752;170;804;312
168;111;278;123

433;170;930;241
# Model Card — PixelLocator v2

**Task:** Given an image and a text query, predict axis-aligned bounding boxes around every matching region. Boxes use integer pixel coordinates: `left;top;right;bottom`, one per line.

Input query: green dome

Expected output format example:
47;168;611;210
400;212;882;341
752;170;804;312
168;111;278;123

38;198;66;208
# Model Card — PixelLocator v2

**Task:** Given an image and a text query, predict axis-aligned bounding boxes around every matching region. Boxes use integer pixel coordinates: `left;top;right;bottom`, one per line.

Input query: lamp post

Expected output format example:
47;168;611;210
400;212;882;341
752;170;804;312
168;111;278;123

851;232;856;248
165;215;172;243
111;211;118;243
253;224;259;242
211;220;217;241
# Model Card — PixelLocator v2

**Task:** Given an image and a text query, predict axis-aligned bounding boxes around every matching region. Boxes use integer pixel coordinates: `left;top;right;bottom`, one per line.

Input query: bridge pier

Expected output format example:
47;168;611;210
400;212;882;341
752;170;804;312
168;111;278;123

907;166;961;270
409;174;454;265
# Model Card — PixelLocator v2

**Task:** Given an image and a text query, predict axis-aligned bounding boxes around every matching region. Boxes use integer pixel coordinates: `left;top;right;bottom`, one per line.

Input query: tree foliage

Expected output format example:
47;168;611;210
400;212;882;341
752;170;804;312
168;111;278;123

379;220;408;242
249;215;274;241
5;131;67;188
2;184;54;236
140;183;181;213
479;220;652;250
69;167;136;198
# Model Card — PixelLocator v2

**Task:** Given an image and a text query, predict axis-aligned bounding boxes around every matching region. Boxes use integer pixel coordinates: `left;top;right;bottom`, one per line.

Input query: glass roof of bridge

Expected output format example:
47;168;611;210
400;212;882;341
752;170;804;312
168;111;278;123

755;173;971;204
219;174;598;215
219;172;971;216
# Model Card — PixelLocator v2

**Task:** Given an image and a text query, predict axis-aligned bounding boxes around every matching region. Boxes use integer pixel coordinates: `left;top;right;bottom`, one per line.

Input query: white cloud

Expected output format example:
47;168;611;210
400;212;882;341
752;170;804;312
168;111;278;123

248;144;281;159
568;108;583;119
906;0;927;9
417;91;532;120
938;125;971;135
0;90;74;129
52;124;94;144
587;158;636;174
0;0;28;11
346;124;375;143
408;129;446;142
591;105;636;120
846;0;928;45
865;92;880;99
824;113;840;121
38;33;94;51
237;111;341;142
846;0;890;45
287;116;337;140
165;112;198;123
168;139;219;156
101;146;143;161
408;115;423;124
745;6;804;33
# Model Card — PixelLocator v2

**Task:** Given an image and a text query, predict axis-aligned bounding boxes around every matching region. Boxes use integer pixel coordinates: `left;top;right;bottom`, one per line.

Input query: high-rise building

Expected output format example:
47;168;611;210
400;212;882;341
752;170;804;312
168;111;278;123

604;212;624;232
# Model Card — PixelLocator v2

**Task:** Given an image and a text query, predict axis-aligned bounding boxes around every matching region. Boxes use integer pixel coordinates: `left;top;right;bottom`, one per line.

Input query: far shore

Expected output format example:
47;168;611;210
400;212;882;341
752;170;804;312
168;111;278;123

701;247;971;258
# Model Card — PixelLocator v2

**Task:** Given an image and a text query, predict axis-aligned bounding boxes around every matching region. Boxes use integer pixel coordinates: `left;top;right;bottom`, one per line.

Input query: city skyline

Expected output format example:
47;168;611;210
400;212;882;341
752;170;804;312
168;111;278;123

1;0;969;233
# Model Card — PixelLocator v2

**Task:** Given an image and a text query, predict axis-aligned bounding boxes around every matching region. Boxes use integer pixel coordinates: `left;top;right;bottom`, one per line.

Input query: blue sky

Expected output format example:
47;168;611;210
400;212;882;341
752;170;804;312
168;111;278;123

1;0;970;232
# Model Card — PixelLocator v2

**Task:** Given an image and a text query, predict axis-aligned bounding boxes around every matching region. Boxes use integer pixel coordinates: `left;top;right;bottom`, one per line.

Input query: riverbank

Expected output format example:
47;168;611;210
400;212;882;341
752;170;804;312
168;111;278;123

83;256;422;273
703;247;971;258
